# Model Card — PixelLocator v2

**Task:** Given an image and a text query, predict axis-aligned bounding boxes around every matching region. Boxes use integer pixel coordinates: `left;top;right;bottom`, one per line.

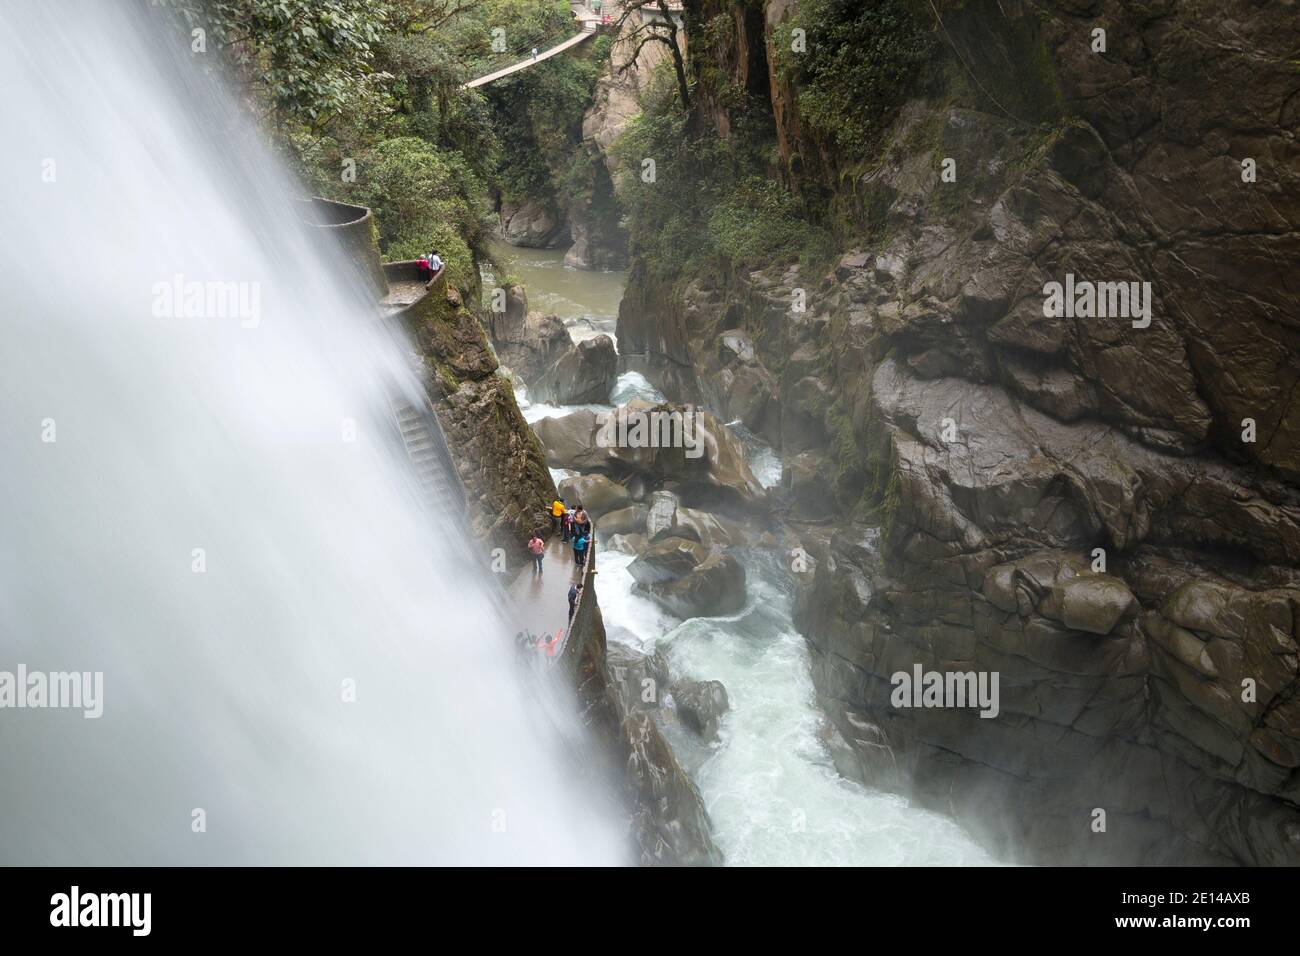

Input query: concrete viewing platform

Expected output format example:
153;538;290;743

507;533;586;651
379;260;445;318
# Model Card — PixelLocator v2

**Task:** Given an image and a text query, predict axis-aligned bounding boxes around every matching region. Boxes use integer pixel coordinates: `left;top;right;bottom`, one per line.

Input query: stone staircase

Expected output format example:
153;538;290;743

392;398;458;507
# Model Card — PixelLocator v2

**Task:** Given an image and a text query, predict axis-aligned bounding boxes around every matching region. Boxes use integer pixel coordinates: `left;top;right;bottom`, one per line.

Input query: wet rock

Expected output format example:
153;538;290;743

651;522;700;544
532;409;600;467
558;473;630;519
783;450;835;521
645;490;679;536
622;711;724;866
672;679;730;743
531;335;617;405
406;289;555;566
534;405;765;514
489;309;571;385
629;538;747;618
599;504;648;536
628;537;708;586
670;506;748;550
565;577;721;867
606;641;671;715
605;532;647;554
497;197;569;249
1164;580;1237;639
1060;576;1137;635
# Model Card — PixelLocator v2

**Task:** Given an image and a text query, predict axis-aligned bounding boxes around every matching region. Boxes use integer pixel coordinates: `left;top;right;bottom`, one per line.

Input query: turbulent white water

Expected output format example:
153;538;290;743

597;548;993;865
0;1;626;865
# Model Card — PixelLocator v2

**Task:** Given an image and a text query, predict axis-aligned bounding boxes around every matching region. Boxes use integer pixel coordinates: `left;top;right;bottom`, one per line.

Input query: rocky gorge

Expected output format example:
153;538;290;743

602;0;1300;865
437;0;1299;866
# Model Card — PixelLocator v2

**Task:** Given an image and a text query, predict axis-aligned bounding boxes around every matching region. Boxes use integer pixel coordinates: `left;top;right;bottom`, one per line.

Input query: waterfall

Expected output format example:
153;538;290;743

0;0;627;865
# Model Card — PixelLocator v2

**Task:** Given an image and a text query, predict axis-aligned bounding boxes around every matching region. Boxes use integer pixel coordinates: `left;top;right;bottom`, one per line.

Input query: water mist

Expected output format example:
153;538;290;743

0;0;627;865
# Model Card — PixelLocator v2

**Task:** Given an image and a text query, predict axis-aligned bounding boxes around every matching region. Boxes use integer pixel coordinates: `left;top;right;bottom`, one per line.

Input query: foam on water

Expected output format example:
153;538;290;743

596;546;993;865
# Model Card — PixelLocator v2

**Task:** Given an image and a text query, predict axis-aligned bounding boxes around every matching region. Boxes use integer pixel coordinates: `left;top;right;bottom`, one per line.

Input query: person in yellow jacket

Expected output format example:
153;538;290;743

550;497;566;533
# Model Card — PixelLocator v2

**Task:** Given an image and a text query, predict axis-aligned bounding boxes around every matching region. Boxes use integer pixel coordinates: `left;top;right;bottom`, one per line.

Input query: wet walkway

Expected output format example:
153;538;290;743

507;533;585;646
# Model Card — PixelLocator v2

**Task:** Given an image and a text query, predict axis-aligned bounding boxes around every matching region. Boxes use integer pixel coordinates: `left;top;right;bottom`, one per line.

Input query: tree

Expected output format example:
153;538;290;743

614;0;691;112
165;0;389;142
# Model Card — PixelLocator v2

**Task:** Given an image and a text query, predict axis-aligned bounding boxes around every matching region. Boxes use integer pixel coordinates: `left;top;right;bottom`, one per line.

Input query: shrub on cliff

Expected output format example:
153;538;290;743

345;136;483;288
613;75;821;275
778;0;932;161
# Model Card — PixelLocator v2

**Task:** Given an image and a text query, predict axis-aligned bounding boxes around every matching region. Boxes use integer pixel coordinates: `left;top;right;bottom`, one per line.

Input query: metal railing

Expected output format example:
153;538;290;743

553;519;596;677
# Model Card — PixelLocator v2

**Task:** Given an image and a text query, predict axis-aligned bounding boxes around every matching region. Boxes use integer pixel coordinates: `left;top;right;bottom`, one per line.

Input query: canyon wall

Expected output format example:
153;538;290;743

402;284;557;563
616;0;1300;863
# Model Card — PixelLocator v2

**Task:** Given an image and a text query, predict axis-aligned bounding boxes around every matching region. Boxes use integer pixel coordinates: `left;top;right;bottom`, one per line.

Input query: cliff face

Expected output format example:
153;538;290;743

617;0;1300;863
566;572;724;865
402;285;557;562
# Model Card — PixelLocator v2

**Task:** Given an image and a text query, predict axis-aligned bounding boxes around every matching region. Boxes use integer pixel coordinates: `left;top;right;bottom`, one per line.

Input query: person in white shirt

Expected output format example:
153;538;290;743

426;250;444;276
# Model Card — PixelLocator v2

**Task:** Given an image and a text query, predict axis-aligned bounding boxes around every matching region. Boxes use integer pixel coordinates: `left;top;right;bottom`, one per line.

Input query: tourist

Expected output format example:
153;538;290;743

573;506;591;540
561;506;575;542
550;496;566;533
568;582;583;621
572;531;589;568
527;530;545;576
531;47;538;60
427;249;444;275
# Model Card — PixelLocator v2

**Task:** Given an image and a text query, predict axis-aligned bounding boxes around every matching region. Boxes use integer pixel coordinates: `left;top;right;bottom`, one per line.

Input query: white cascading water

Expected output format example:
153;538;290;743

0;1;628;864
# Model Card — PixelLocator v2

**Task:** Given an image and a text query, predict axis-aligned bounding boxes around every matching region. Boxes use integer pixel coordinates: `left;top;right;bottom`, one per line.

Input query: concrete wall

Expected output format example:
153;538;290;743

294;197;389;301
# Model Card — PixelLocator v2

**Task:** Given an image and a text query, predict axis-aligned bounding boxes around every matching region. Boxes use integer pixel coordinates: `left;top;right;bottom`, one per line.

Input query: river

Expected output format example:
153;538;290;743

488;242;994;865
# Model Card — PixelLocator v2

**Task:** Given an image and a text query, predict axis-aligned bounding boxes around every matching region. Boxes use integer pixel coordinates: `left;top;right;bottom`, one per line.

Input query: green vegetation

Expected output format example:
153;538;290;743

167;0;599;292
776;0;933;162
613;73;831;279
484;36;607;210
345;137;481;288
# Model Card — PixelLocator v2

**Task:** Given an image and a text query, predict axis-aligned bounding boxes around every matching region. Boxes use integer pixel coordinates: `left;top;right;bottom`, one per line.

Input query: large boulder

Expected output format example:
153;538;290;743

645;490;679;537
606;641;671;716
629;538;748;618
1059;576;1137;636
531;403;766;513
627;537;708;586
531;335;618;405
557;473;630;519
532;409;600;467
671;506;748;550
672;679;731;743
707;330;781;446
605;532;647;555
599;504;648;535
498;197;569;249
622;711;724;866
490;309;571;385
